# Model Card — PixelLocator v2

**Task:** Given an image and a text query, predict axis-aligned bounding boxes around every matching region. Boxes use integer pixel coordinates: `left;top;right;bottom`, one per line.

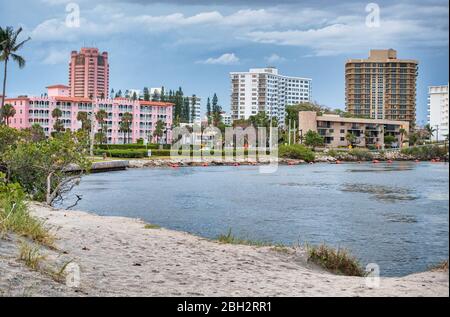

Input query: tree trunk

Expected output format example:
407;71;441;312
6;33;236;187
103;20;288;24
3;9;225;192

1;58;8;123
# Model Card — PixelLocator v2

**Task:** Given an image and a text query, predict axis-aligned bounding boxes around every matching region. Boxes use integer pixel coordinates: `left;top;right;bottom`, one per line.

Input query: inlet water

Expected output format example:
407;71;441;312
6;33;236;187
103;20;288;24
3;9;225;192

58;162;449;276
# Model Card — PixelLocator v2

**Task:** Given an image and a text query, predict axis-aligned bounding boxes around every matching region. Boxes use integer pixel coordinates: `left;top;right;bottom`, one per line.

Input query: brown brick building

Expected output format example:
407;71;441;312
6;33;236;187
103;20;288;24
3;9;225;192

345;49;418;130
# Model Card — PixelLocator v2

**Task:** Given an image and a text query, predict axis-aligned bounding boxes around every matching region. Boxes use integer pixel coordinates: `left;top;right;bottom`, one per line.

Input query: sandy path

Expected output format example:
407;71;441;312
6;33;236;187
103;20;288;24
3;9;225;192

1;203;448;297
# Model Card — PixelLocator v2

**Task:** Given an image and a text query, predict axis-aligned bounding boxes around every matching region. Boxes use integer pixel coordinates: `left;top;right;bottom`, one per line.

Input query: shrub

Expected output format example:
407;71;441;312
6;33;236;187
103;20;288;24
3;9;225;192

401;145;447;160
0;173;53;246
348;148;373;161
279;144;315;162
307;244;366;277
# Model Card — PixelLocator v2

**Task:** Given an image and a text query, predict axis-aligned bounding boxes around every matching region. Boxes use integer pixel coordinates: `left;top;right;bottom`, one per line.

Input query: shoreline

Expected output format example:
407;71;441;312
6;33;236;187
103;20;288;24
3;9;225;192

94;157;448;170
1;203;448;297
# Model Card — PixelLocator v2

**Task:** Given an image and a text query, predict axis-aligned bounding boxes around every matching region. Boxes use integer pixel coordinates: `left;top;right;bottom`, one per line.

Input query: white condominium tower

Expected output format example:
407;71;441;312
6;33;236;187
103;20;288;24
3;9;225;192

230;67;312;126
428;84;449;141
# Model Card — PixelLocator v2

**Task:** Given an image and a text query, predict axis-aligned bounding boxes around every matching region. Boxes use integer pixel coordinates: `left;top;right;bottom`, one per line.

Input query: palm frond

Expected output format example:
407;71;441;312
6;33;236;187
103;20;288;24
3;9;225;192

11;54;26;68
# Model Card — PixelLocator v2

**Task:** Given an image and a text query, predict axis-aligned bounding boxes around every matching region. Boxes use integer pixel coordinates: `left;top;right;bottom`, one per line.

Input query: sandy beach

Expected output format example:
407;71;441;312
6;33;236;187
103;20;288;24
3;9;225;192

0;203;448;297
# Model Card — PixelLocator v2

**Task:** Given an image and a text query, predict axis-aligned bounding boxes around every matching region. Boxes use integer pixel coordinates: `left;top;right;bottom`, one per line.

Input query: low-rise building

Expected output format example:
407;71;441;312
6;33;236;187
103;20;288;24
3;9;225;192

4;85;174;144
298;111;409;149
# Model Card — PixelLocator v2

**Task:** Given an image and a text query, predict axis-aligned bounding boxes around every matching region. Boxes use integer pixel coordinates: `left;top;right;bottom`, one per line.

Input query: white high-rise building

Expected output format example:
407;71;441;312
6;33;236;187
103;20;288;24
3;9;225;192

230;67;312;126
221;112;233;126
188;95;202;125
428;84;449;141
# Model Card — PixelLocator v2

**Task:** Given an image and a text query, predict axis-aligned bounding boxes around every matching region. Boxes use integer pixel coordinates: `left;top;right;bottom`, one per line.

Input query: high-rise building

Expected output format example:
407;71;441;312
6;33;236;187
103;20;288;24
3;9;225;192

230;67;312;126
69;48;109;99
345;49;418;129
188;95;202;125
428;84;449;141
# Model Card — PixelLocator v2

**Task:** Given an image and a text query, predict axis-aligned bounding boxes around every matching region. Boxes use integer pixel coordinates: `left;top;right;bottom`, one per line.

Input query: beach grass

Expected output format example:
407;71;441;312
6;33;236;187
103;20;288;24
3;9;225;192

430;260;448;272
144;223;161;229
307;243;366;277
216;229;275;247
0;189;54;247
18;240;45;271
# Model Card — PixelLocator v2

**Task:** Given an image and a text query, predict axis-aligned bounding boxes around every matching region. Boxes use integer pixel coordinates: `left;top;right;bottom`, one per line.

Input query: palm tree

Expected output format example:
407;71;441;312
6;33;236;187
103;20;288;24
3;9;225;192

153;120;165;144
0;27;31;113
120;112;133;144
399;128;408;148
51;108;64;133
77;111;91;131
424;124;436;142
345;132;357;148
95;109;107;145
0;103;15;126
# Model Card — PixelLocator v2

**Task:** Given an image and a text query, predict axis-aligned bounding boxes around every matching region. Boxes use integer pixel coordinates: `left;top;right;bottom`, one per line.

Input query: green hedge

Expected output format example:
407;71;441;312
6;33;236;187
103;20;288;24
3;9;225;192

96;143;174;150
278;144;315;162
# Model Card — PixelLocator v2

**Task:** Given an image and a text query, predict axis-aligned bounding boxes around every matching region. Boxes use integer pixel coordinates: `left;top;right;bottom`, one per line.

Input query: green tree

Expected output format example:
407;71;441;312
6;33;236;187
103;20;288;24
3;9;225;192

206;97;211;124
24;123;46;143
76;111;91;132
3;130;90;204
304;130;324;150
143;87;150;101
51;108;65;133
399;128;408;147
151;90;159;101
132;91;138;101
424;124;436;142
384;135;396;148
153;119;165;144
0;27;31;113
95;109;108;145
346;132;357;147
120;112;133;144
160;86;165;101
0;103;16;126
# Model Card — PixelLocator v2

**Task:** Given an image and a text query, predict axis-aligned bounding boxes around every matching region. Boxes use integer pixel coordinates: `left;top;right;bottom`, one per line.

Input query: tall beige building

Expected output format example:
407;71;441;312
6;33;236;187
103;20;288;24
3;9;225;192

69;48;109;99
345;49;418;129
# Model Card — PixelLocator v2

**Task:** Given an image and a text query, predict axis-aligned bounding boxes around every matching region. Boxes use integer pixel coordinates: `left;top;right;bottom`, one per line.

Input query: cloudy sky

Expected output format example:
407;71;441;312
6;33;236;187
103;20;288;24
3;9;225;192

1;0;448;124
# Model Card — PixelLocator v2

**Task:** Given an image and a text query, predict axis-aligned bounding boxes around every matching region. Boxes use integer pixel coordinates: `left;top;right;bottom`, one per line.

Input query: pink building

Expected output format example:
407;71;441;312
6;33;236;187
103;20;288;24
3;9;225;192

69;48;109;99
4;86;174;144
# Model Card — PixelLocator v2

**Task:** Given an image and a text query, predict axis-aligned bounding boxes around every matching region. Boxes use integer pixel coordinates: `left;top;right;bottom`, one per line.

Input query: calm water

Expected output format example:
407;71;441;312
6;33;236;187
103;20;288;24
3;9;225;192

58;162;449;276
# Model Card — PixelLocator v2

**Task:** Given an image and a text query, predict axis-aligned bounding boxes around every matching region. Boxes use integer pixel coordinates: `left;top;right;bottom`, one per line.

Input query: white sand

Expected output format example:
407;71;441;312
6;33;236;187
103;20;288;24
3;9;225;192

0;203;448;297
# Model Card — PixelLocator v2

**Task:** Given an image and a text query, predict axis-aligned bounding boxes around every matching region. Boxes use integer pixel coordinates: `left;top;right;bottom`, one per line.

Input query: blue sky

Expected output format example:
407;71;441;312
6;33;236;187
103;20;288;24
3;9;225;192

0;0;448;125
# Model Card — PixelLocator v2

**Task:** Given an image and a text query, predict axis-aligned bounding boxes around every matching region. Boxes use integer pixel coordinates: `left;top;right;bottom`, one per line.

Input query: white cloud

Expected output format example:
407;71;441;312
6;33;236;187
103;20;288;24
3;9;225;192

29;2;449;56
42;49;70;65
199;53;240;65
265;53;286;64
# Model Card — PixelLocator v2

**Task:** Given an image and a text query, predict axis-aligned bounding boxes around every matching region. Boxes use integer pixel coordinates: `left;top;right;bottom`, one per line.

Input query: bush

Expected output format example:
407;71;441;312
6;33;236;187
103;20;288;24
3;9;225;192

278;144;315;162
348;148;373;161
0;173;53;246
307;244;366;277
401;145;447;160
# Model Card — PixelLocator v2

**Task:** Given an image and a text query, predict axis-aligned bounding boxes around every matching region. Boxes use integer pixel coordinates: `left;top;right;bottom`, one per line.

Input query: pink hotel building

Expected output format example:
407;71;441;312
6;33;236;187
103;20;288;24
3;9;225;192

5;85;174;144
